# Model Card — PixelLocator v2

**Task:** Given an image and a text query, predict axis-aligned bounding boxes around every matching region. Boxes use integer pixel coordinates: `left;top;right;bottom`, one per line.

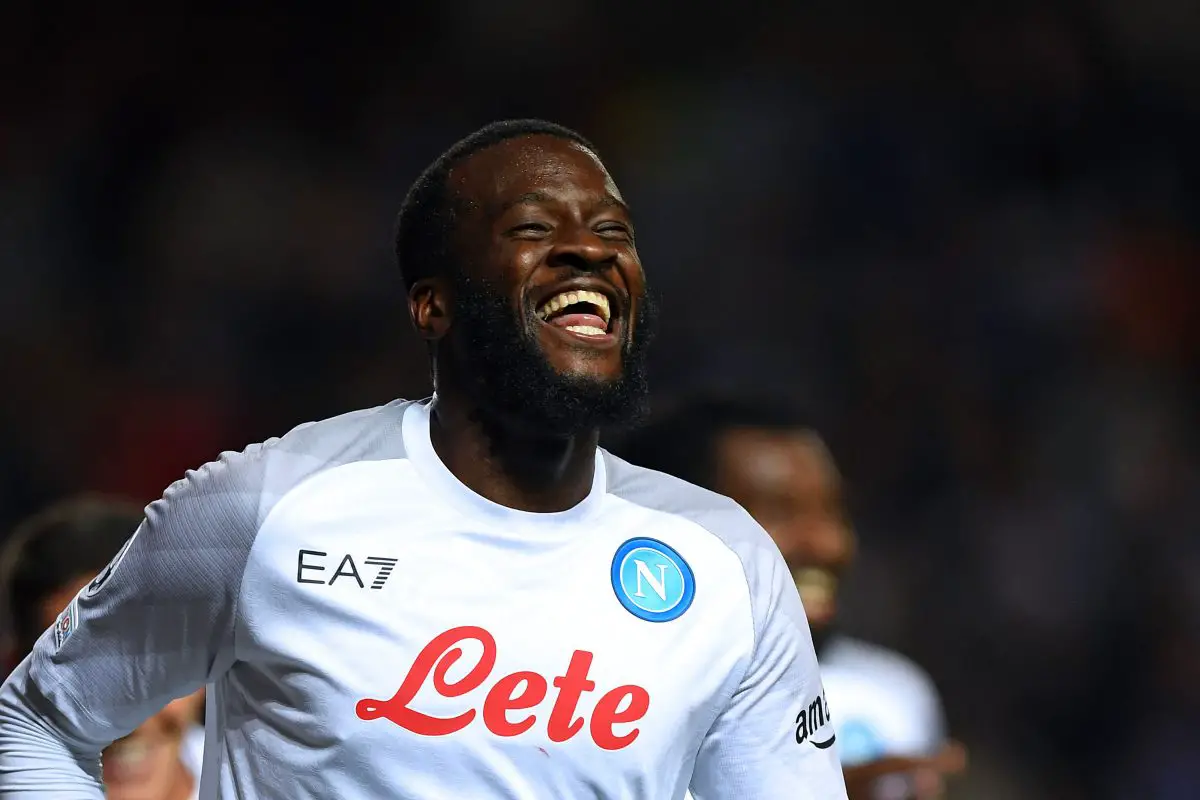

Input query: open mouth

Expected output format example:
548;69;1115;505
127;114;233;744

792;567;838;623
535;289;613;339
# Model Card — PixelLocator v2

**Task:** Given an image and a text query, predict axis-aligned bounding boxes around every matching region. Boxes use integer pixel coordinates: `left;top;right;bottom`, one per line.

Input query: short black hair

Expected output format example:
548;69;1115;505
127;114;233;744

610;396;815;491
1;495;143;654
394;119;599;291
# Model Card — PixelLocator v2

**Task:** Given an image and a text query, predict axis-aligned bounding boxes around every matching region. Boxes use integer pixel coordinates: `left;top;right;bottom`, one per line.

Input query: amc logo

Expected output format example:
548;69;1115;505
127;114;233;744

356;626;650;751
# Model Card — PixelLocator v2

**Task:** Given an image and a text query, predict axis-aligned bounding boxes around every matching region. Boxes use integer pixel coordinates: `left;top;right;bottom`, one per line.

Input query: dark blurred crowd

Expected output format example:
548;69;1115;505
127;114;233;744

2;3;1198;798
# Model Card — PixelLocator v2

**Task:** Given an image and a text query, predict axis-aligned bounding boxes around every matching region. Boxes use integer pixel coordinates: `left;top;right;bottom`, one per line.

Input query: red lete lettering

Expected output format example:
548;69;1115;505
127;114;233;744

355;625;650;751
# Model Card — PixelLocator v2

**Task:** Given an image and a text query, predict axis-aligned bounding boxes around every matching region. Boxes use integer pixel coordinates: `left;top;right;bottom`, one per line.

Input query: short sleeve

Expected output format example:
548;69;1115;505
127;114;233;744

690;519;847;799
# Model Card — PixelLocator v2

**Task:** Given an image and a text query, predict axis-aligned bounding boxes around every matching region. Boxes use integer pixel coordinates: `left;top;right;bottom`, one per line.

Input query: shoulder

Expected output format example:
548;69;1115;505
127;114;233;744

267;399;412;465
821;635;946;754
602;449;773;556
149;400;414;541
602;451;795;630
823;635;941;705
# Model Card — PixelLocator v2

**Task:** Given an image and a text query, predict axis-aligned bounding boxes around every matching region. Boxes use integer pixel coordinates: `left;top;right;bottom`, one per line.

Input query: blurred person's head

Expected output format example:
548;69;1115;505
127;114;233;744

1;496;202;800
395;119;656;438
615;397;855;650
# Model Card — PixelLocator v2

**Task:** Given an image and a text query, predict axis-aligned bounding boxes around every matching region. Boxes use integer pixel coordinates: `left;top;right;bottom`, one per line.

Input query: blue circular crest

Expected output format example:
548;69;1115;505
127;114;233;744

836;719;885;766
611;537;695;622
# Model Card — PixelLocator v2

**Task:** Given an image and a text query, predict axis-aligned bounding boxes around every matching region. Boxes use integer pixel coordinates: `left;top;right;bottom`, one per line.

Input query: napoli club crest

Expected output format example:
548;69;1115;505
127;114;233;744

610;538;695;622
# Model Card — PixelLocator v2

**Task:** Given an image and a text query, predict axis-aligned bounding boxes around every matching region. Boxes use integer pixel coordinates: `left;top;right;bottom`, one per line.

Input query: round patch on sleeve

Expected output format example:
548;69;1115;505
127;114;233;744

84;527;140;598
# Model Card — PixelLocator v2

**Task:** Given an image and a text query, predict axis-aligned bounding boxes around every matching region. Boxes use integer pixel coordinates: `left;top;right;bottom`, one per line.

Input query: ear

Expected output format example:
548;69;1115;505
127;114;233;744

409;277;452;342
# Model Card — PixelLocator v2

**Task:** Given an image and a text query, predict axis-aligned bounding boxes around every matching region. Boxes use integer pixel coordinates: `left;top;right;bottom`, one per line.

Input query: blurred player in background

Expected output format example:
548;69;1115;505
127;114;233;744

615;397;967;800
0;496;205;800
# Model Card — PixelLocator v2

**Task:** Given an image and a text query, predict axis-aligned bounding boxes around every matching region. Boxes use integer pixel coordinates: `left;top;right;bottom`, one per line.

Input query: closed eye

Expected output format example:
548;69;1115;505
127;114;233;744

596;222;634;241
508;222;552;237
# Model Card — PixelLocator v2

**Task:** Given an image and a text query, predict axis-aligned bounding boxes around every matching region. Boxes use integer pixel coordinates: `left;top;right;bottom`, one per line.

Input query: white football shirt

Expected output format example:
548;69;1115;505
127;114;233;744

683;637;946;800
818;636;945;766
0;398;846;799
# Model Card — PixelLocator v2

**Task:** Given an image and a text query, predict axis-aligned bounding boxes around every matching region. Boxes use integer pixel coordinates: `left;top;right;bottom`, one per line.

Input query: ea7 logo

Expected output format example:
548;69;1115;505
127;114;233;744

795;690;836;749
297;549;398;589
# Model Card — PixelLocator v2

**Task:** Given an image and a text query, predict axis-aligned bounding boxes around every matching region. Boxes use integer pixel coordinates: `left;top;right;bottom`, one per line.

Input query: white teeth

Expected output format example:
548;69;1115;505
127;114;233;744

565;325;607;336
536;290;611;325
793;568;837;604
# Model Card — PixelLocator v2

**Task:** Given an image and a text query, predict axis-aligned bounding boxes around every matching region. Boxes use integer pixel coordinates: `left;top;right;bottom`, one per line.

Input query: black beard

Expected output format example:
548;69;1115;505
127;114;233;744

448;272;656;438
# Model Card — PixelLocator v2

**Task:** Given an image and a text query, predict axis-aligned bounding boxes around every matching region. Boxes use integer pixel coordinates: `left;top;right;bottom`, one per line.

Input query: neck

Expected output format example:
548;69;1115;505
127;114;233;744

428;389;599;513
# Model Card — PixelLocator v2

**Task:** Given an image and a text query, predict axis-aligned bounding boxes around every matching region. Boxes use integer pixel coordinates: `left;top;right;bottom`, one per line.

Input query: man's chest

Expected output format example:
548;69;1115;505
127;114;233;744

231;496;752;774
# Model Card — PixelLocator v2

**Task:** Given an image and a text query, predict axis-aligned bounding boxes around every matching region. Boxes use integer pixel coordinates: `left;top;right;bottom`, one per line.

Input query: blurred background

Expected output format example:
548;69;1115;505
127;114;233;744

2;2;1198;797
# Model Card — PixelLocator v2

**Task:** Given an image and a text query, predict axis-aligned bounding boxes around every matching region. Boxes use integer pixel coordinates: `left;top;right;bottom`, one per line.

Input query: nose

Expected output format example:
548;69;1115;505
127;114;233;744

817;520;852;560
547;224;617;273
782;519;853;570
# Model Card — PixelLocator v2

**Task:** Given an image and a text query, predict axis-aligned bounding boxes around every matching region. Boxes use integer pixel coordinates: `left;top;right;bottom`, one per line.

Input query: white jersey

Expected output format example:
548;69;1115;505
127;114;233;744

682;625;946;800
818;636;945;766
0;398;846;799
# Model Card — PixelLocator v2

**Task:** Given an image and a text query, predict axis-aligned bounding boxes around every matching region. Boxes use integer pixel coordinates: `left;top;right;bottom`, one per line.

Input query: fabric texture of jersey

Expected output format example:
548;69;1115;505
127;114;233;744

0;398;847;799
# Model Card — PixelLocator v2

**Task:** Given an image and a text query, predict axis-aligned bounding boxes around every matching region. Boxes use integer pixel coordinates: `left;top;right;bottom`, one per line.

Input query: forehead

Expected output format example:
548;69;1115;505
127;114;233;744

716;428;839;492
449;135;624;210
